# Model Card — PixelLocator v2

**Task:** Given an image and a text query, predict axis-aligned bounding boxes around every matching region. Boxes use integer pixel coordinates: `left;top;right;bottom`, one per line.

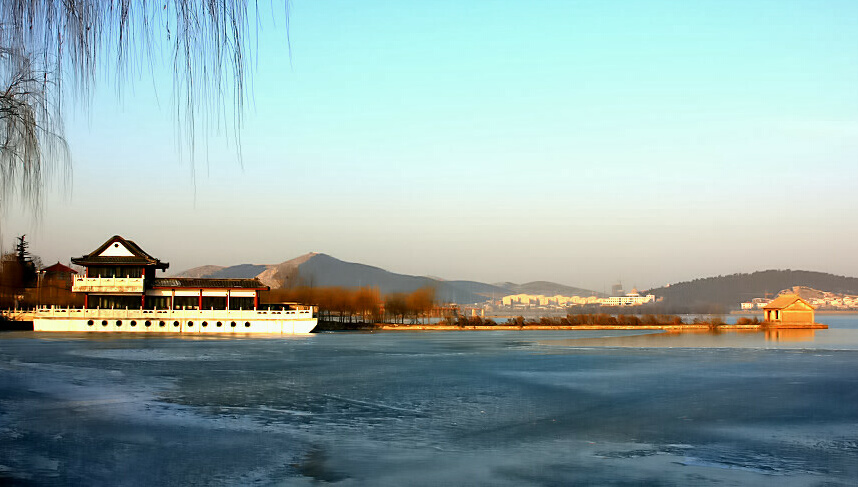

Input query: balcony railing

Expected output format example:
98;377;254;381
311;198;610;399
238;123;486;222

72;276;145;293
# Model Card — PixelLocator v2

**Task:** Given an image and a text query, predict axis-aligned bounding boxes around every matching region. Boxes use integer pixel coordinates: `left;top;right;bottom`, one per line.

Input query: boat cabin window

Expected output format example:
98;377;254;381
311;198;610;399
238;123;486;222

229;297;254;310
88;295;142;310
173;296;199;310
202;297;227;310
146;296;172;310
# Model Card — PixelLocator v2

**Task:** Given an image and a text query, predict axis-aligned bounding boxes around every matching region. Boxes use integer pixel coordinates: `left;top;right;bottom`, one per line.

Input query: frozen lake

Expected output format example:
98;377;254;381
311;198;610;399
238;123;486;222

2;315;858;485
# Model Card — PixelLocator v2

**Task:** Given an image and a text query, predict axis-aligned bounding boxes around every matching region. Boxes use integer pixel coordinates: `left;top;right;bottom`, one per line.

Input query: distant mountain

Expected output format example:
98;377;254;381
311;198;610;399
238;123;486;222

176;253;492;304
175;254;602;304
174;265;225;279
444;280;511;298
205;264;268;279
646;270;858;308
173;260;858;309
256;253;319;289
506;281;606;298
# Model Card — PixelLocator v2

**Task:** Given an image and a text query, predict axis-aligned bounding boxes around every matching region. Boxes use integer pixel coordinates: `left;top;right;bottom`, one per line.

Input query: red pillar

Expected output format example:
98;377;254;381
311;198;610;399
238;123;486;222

199;290;203;310
84;294;88;309
254;292;258;310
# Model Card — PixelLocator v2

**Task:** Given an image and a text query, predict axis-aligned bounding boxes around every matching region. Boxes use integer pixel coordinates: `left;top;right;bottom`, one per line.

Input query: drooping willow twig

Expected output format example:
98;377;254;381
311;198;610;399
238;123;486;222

0;0;277;214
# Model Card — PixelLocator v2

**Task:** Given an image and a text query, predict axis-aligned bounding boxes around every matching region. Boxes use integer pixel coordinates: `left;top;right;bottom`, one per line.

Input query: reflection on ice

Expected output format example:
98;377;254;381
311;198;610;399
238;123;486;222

765;328;816;342
542;328;858;349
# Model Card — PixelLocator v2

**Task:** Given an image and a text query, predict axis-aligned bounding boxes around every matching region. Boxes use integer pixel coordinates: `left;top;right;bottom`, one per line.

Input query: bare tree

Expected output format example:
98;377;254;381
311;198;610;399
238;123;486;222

0;1;283;213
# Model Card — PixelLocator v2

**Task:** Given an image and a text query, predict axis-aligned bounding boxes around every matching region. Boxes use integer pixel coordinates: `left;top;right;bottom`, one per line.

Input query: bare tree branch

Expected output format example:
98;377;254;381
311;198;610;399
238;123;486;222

0;0;274;214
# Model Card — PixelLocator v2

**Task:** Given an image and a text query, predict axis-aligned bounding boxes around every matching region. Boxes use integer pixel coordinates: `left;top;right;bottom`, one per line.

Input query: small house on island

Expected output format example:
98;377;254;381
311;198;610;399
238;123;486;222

763;294;815;324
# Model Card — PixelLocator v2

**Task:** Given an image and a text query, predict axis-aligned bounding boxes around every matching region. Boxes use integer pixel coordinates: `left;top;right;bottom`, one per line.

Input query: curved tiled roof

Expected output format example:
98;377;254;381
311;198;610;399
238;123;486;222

763;294;813;310
152;278;268;289
71;235;168;270
43;262;77;274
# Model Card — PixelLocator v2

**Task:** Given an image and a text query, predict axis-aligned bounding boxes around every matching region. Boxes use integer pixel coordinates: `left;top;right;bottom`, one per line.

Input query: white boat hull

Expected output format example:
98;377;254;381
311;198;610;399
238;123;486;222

33;307;318;334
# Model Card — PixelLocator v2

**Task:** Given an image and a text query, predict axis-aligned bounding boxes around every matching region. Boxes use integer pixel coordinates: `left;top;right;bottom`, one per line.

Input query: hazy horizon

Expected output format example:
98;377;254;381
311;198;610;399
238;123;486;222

4;0;858;291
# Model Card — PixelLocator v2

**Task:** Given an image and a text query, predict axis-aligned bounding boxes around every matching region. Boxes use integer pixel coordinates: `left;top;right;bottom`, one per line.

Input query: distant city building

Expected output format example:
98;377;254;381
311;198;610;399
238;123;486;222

740;297;770;310
500;293;600;309
600;289;656;307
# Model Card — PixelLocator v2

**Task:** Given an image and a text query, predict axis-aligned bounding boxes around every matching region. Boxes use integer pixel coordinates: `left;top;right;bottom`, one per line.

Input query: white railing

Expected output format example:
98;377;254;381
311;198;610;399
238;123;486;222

35;306;314;320
72;276;145;293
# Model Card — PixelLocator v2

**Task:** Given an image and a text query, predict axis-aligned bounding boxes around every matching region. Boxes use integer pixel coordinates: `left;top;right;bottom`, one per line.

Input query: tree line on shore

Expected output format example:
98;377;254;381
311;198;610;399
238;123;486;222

264;286;764;329
263;286;436;325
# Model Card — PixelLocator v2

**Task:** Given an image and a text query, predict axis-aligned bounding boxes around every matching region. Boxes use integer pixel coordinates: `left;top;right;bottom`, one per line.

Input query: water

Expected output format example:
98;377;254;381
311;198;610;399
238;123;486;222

2;316;858;485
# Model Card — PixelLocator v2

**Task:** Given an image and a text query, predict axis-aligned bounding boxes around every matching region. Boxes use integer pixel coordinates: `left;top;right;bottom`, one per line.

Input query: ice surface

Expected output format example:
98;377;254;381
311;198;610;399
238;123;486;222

1;325;858;485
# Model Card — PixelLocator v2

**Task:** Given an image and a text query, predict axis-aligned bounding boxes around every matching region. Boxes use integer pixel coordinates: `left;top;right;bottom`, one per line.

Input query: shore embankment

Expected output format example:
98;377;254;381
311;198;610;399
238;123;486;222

731;310;858;315
374;323;828;332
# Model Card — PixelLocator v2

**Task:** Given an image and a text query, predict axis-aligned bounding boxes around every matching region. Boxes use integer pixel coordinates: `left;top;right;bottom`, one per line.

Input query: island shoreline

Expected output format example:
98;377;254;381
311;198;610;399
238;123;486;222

367;323;828;332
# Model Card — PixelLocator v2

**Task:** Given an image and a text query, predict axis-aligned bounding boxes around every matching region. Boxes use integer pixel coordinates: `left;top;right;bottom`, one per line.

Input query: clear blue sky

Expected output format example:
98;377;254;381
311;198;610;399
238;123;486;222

7;0;858;292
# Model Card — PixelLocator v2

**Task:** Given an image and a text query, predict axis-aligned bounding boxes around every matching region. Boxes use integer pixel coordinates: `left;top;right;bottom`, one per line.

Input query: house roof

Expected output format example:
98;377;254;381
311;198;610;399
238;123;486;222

152;278;268;290
763;294;814;310
71;235;169;270
43;262;77;274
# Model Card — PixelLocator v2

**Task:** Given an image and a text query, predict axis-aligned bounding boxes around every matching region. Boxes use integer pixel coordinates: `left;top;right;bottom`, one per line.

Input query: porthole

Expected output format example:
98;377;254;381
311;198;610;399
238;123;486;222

116;320;122;327
245;322;251;328
202;321;208;327
216;321;222;327
230;321;237;328
102;320;108;326
145;321;152;327
188;321;194;327
87;320;94;326
173;321;179;327
130;320;137;327
159;321;166;327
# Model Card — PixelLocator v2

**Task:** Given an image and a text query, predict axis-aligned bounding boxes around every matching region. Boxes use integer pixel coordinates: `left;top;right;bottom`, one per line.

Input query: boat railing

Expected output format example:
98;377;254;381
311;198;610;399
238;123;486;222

35;306;314;320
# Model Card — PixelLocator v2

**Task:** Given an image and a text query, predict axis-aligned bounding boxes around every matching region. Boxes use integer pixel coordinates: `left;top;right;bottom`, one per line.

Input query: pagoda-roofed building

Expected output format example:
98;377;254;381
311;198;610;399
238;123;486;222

763;294;815;324
42;262;77;277
39;261;78;294
70;235;266;310
42;262;78;287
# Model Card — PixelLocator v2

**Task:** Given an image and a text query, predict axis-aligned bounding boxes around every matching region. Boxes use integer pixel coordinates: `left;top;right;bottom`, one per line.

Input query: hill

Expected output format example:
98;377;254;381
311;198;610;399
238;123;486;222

646;270;858;309
444;280;512;298
505;281;605;298
173;265;225;278
205;264;268;279
174;254;602;304
176;253;491;304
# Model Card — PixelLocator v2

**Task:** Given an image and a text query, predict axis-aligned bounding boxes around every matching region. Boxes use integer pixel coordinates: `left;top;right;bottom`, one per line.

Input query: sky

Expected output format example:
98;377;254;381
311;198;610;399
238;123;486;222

5;0;858;293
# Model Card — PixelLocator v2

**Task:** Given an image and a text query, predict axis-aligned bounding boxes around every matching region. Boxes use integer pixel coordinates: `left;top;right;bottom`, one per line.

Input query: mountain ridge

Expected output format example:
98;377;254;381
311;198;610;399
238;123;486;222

173;253;602;304
645;269;858;308
174;258;857;308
